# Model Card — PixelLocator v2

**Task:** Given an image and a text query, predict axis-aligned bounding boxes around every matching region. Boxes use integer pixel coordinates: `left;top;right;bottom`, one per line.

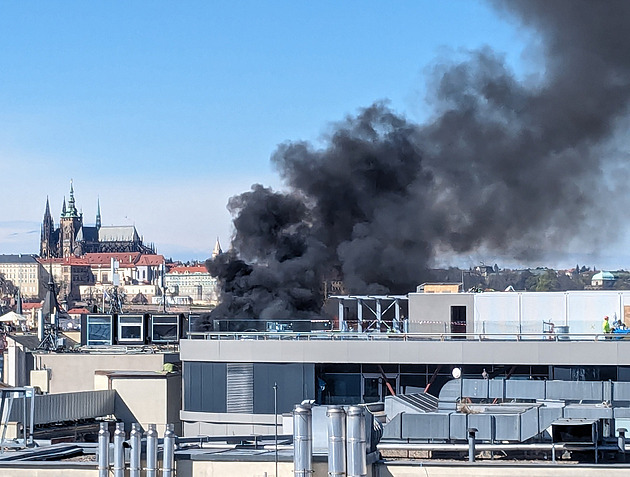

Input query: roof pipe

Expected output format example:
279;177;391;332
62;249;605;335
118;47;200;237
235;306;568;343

293;403;313;477
327;406;347;476
347;406;367;477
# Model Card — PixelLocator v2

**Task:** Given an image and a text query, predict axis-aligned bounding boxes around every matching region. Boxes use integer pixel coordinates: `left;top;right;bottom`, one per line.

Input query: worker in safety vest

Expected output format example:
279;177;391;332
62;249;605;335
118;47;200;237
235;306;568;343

603;316;611;334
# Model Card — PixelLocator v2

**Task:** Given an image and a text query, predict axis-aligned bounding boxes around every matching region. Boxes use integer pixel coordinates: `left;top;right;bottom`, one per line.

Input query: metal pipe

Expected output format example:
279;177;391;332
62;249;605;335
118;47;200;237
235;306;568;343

346;406;367;477
338;300;345;332
327;406;346;477
468;427;477;463
145;423;158;477
113;422;125;477
97;422;110;477
37;309;44;343
293;404;313;477
129;423;142;477
163;423;176;477
26;387;35;447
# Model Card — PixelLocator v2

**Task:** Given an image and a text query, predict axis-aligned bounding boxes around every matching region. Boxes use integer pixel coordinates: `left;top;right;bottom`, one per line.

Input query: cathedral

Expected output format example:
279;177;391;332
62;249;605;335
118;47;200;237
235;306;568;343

40;183;155;258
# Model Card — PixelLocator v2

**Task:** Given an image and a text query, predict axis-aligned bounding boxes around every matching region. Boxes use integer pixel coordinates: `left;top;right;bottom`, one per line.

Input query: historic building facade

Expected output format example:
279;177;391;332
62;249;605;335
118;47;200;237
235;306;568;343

40;183;155;259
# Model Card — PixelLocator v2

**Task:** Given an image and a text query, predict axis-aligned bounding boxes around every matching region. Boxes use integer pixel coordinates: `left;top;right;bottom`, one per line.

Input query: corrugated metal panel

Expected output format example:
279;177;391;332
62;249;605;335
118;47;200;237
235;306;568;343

489;379;505;399
438;379;460;403
506;380;545;400
7;390;115;425
382;412;402;440
226;363;253;413
563;404;613;420
449;412;467;440
539;405;564;433
614;382;630;402
462;379;488;399
467;413;494;441
494;414;520;441
520;407;539;441
546;381;603;401
402;413;449;440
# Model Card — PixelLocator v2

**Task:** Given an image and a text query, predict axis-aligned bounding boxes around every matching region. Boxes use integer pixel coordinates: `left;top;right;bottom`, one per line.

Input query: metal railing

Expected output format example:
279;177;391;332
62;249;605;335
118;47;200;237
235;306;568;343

186;330;625;342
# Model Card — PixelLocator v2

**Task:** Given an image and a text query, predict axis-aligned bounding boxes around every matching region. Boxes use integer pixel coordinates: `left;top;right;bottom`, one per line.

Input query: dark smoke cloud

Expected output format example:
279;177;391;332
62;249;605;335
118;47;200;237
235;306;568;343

207;0;630;319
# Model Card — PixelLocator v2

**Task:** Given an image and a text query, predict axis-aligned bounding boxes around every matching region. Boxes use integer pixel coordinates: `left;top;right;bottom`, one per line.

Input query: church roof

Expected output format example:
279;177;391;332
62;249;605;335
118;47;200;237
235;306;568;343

37;257;89;266
592;271;615;281
76;226;99;242
98;225;140;243
212;237;223;258
84;252;141;266
136;254;164;266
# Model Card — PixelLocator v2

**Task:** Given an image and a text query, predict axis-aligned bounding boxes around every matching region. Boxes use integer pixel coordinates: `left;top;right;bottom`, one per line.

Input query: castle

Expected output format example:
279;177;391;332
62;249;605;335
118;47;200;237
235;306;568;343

40;182;155;258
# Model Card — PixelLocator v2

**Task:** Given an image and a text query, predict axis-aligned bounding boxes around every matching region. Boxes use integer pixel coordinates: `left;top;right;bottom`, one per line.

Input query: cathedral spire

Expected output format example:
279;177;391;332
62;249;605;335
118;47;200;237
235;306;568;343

41;196;55;258
66;179;78;217
212;237;223;258
61;197;67;216
96;197;101;229
44;196;51;219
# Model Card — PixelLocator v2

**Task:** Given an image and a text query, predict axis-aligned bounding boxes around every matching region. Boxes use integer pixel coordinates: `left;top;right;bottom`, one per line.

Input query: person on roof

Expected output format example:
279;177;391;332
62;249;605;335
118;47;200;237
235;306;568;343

603;316;611;334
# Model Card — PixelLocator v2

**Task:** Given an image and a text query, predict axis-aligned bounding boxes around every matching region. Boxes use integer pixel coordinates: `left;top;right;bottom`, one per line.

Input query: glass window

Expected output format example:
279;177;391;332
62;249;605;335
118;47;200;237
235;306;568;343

151;315;180;342
118;315;144;342
87;315;113;345
317;373;361;405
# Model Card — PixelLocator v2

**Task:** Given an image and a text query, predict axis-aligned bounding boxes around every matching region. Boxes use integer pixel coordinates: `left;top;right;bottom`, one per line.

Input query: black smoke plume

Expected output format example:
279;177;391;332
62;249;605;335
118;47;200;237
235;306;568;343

207;0;630;319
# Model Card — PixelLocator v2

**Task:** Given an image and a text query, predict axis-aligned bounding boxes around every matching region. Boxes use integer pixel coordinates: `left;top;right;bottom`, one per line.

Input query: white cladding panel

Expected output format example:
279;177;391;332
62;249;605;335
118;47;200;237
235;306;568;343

472;291;630;336
474;293;519;334
566;292;623;334
521;293;566;333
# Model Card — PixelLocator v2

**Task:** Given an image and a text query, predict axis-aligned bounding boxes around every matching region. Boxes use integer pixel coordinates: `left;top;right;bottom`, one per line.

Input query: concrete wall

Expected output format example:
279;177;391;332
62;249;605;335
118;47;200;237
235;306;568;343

5;342;30;387
407;293;474;333
34;352;179;393
94;372;181;435
181;338;630;367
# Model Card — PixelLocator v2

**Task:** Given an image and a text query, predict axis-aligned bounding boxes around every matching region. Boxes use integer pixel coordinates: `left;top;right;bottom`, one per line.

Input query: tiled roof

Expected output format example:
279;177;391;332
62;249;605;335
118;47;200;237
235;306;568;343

67;307;90;314
84;252;141;266
0;254;38;264
38;257;89;266
167;265;209;274
136;254;164;266
22;303;42;310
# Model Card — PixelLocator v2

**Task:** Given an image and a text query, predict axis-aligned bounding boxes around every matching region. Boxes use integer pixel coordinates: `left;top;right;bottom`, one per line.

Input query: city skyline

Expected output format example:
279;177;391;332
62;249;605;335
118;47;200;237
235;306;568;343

0;1;529;262
2;1;630;270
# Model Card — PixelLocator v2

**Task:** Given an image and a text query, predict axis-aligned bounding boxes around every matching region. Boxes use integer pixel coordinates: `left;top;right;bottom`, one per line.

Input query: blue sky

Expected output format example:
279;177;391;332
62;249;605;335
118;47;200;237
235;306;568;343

0;1;539;262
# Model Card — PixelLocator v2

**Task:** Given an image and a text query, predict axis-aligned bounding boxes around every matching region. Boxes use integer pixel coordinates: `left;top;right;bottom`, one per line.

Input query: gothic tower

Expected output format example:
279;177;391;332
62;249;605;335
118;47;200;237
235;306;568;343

58;181;83;258
96;197;101;230
40;197;56;258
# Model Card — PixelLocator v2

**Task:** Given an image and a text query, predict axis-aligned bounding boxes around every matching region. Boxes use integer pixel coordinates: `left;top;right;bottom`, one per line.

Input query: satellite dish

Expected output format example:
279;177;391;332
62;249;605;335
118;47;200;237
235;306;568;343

452;367;462;379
